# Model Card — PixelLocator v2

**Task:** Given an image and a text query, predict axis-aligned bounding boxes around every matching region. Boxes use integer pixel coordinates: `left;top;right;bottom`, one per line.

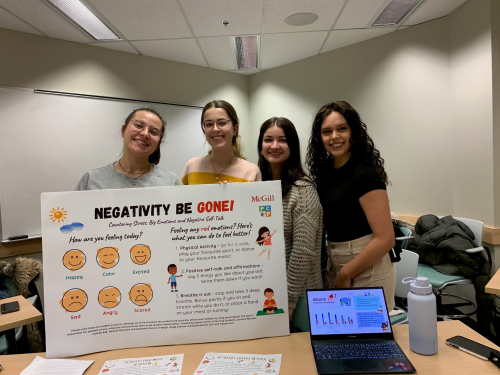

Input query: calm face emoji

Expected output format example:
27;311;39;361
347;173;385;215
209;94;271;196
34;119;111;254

96;247;119;269
98;286;121;309
62;249;86;271
129;283;153;306
130;244;151;265
60;288;88;312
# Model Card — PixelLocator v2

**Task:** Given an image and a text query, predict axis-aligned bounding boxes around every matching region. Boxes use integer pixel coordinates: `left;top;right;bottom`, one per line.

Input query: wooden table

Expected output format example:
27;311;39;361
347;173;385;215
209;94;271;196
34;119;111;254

0;321;498;374
486;268;500;294
0;295;43;355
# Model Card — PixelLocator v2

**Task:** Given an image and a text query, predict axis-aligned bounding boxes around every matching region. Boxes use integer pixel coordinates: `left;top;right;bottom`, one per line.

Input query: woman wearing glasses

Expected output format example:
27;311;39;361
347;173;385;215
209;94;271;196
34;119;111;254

181;100;261;184
76;108;182;190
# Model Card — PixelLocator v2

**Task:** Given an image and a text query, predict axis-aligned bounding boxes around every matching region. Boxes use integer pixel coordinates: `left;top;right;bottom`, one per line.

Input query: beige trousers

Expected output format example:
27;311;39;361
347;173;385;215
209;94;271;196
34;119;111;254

327;233;396;311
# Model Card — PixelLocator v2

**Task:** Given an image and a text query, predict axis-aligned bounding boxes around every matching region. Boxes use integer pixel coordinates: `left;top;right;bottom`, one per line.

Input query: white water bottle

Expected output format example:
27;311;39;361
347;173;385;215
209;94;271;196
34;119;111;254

402;277;438;355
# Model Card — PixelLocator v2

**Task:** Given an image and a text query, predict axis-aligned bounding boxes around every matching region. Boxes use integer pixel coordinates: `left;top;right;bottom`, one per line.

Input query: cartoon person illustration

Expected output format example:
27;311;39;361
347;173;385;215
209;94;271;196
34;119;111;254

128;283;153;306
381;321;389;331
263;288;278;314
327;293;336;302
256;227;277;260
167;264;183;292
60;288;88;313
96;247;120;269
98;286;121;309
62;249;86;271
129;244;151;265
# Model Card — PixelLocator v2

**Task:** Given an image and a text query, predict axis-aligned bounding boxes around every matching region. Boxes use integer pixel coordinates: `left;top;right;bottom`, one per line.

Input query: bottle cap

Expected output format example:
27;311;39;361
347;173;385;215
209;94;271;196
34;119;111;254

402;276;433;295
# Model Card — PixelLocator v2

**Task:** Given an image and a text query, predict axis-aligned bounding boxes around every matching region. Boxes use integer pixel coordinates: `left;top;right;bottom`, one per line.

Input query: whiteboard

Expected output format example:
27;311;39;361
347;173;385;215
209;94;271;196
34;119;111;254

0;87;207;241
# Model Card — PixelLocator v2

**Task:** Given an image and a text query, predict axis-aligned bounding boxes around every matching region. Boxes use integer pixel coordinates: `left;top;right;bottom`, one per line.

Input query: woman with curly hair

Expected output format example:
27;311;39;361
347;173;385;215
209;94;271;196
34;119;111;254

306;101;395;310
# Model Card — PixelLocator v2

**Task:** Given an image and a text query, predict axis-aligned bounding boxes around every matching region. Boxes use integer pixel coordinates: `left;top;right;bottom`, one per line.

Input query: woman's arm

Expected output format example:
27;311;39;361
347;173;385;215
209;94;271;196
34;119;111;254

335;189;395;288
286;185;322;318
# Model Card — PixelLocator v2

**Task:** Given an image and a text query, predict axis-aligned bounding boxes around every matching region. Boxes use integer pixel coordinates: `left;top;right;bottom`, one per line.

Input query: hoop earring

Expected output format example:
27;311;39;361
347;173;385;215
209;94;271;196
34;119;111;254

260;151;263;156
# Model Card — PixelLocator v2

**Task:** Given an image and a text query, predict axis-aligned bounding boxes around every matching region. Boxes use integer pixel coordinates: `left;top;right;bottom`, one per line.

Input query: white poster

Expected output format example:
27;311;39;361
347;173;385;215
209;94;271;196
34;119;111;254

41;181;289;358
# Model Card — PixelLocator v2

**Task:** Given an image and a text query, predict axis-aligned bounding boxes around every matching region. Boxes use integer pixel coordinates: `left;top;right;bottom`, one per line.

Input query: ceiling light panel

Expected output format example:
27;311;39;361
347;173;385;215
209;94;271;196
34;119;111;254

232;36;260;70
373;0;423;26
88;0;192;40
45;0;119;40
264;0;344;33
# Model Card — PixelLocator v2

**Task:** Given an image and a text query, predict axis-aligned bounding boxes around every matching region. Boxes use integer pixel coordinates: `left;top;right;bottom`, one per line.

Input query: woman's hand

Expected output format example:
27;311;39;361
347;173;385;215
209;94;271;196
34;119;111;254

334;270;352;288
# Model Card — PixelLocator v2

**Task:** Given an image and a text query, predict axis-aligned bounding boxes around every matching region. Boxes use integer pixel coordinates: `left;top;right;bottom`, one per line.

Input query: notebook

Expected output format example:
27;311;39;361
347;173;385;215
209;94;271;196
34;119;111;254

306;287;416;374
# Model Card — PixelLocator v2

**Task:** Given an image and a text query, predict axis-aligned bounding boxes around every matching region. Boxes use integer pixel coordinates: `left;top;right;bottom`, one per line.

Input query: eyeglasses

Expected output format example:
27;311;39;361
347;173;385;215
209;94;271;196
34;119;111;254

131;122;163;138
201;119;233;131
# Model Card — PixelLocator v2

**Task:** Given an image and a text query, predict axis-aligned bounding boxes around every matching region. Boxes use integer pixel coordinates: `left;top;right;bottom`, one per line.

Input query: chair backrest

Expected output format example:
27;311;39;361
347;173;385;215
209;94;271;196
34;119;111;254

394;249;419;298
396;226;412;248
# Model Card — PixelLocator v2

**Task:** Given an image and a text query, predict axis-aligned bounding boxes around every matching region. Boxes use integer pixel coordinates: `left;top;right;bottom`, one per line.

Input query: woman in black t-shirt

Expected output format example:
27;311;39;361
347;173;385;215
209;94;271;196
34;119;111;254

306;101;396;311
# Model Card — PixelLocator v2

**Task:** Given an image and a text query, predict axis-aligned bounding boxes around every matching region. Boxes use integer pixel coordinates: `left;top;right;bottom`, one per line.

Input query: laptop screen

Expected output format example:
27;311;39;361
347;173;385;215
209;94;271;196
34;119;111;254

307;288;392;336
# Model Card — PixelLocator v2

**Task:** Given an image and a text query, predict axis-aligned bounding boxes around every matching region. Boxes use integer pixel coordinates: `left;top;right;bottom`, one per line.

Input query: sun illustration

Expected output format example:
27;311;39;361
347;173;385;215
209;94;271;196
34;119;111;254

49;207;67;223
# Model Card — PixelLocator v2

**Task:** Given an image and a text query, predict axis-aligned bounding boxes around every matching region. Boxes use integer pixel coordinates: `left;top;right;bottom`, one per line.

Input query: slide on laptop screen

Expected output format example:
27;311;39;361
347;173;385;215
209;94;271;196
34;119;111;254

306;288;415;374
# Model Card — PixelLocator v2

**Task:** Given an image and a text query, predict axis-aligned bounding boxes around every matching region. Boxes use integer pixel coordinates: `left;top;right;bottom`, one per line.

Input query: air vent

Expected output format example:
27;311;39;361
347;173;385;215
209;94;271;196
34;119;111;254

231;36;260;70
373;0;424;26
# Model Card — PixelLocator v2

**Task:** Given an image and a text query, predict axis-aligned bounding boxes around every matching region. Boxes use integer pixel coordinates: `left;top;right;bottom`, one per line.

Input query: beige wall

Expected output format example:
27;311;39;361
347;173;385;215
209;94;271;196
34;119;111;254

492;0;500;229
249;18;454;218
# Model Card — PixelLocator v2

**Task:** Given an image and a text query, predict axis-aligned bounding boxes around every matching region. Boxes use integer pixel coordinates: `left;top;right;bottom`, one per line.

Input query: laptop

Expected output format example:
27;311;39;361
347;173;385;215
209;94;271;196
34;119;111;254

306;287;416;374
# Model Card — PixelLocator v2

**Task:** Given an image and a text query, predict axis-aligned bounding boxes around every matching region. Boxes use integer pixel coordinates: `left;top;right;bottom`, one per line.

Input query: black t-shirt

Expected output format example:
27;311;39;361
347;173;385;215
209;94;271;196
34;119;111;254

318;158;386;242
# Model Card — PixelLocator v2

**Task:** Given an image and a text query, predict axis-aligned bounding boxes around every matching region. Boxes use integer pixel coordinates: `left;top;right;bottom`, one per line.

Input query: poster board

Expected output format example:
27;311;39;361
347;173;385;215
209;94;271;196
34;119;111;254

41;181;289;358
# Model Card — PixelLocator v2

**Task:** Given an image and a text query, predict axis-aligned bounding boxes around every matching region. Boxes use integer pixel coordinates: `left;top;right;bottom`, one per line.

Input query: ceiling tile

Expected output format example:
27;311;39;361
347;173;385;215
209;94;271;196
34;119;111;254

181;0;262;37
404;0;468;26
88;0;192;40
132;39;207;67
0;6;43;35
262;31;327;69
263;0;345;34
198;36;236;71
322;28;396;53
230;69;262;75
88;41;138;54
0;0;91;42
335;0;386;29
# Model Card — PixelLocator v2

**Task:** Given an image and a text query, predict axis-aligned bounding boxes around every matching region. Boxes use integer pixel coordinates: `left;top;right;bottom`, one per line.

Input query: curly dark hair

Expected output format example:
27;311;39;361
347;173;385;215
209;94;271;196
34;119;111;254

306;101;388;186
257;117;312;197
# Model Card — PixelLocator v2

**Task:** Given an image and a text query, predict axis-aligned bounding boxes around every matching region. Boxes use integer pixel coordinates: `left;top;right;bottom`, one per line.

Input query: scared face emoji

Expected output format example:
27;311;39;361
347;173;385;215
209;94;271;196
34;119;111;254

129;244;151;265
98;286;121;309
62;249;86;271
60;288;88;312
96;247;119;269
128;283;153;306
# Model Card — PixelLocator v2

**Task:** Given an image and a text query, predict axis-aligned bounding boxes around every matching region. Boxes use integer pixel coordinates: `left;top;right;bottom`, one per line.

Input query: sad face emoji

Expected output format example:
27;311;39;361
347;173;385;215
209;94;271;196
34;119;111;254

98;286;121;309
128;283;153;306
60;288;88;312
129;244;151;265
62;249;86;271
96;247;119;269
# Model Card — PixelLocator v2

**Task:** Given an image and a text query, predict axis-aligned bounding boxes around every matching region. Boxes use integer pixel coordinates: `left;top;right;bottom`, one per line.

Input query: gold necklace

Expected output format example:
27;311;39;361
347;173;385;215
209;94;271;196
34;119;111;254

209;154;235;181
118;159;151;186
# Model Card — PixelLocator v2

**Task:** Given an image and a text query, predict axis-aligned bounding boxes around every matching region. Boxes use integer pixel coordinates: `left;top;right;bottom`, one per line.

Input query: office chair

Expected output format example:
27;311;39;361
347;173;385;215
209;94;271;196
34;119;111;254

414;217;488;319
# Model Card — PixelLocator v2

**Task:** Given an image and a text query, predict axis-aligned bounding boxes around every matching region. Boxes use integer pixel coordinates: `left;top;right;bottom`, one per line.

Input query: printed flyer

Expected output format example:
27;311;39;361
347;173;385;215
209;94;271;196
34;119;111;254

41;181;289;358
193;353;282;375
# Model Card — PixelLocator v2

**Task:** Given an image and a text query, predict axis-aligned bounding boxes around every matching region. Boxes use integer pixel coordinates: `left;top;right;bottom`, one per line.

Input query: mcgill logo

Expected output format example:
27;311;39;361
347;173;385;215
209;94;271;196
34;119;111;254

251;195;274;203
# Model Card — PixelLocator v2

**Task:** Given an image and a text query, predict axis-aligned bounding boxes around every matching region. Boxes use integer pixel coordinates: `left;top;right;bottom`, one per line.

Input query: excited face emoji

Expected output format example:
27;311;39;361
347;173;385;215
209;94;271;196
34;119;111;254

96;247;119;269
62;249;86;271
129;244;151;265
128;283;153;306
60;288;88;312
98;286;121;309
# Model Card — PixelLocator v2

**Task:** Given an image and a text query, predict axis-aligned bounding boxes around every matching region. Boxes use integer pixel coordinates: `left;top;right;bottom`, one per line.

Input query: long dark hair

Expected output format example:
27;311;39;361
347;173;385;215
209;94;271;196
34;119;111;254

256;226;270;246
258;117;311;197
123;108;166;165
201;100;245;159
306;101;388;186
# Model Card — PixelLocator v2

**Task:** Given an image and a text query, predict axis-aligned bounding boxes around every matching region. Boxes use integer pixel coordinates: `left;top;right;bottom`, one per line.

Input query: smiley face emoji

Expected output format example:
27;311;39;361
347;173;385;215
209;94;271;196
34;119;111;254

98;286;121;309
62;249;86;271
129;244;151;265
128;283;153;306
60;288;88;312
96;247;119;269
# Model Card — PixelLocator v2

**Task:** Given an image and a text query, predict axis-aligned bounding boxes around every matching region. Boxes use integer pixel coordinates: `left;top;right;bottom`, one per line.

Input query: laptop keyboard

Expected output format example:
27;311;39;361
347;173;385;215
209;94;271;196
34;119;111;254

314;342;404;360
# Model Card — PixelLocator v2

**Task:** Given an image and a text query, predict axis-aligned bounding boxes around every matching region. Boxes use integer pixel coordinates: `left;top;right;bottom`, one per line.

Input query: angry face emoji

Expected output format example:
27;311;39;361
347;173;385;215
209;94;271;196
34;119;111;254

98;286;121;309
62;249;86;271
128;283;153;306
129;244;151;265
96;247;119;269
60;288;88;312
